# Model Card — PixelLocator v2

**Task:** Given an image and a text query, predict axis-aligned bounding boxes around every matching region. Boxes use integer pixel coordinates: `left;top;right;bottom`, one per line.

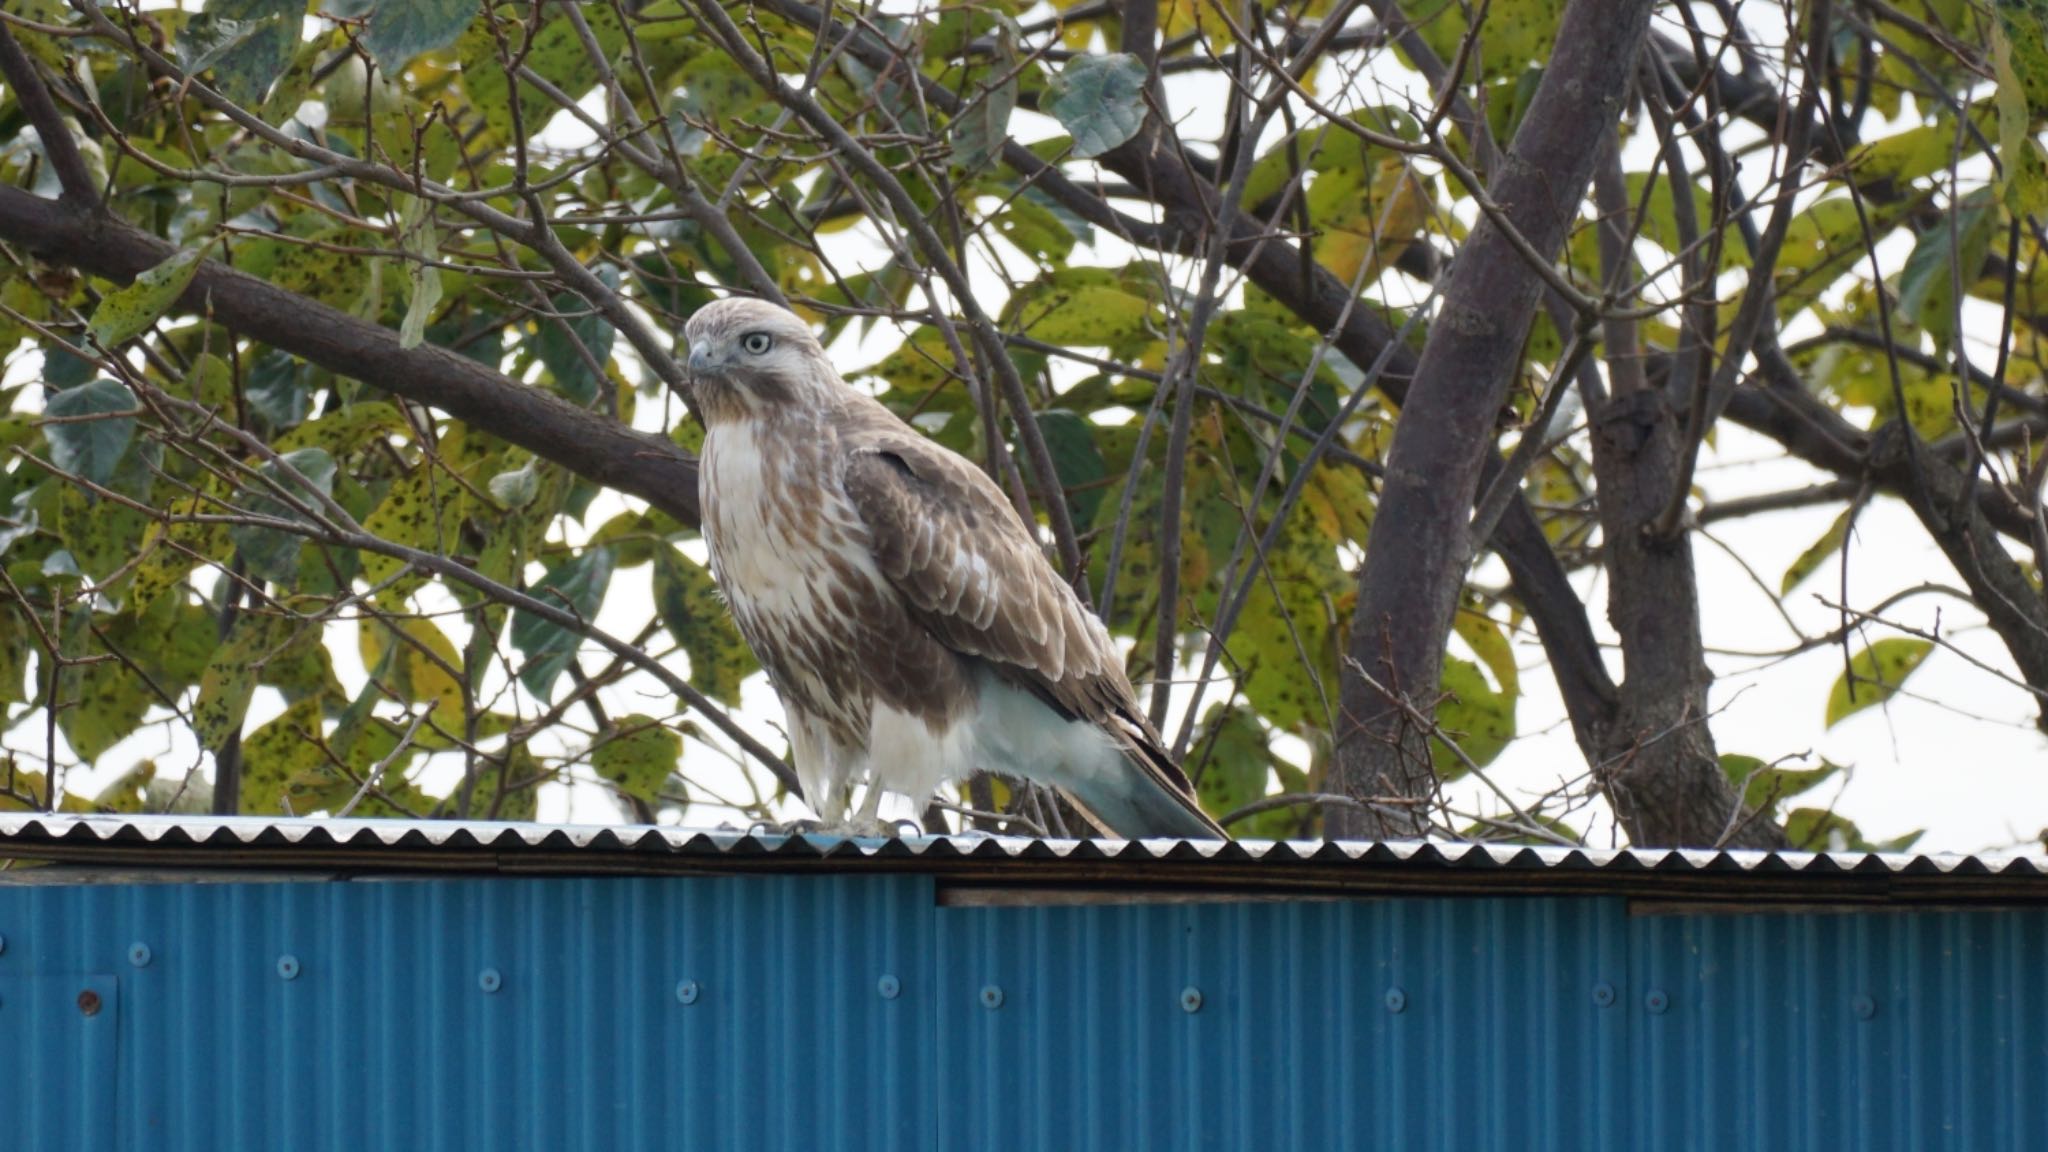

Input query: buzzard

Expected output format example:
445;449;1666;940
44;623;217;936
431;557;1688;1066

683;298;1226;840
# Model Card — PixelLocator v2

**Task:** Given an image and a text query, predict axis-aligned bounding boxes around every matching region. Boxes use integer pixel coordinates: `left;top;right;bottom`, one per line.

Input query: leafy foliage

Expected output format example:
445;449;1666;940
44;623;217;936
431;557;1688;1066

0;0;2030;851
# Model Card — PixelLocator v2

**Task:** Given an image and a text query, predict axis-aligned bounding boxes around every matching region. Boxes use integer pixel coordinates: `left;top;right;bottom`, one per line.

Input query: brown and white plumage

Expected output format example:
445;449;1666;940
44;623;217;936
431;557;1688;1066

683;298;1224;839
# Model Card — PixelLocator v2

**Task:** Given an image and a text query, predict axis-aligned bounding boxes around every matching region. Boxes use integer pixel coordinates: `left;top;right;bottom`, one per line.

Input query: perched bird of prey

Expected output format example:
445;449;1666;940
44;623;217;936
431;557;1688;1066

683;298;1226;840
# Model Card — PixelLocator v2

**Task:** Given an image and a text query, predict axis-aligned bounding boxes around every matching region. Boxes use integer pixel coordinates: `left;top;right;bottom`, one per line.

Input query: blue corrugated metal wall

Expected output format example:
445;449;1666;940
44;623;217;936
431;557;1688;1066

1;875;2042;1150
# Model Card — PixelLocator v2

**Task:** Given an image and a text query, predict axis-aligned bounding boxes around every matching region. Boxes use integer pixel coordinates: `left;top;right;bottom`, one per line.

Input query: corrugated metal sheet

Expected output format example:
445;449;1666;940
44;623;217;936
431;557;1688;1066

2;870;2045;1151
5;813;2048;904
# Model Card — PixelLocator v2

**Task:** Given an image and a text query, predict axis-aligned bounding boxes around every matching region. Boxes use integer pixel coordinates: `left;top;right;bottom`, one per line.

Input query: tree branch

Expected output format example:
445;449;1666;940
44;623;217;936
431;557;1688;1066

0;185;706;526
0;19;97;205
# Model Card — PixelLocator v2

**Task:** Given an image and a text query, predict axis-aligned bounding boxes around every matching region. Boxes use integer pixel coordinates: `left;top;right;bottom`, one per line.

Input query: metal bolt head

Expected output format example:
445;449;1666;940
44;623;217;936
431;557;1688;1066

1180;986;1204;1014
76;989;101;1017
1853;994;1877;1020
877;975;901;1000
1645;989;1670;1015
675;979;700;1005
478;968;502;994
128;943;152;968
1592;981;1616;1008
277;955;301;981
979;984;1005;1010
1384;987;1408;1014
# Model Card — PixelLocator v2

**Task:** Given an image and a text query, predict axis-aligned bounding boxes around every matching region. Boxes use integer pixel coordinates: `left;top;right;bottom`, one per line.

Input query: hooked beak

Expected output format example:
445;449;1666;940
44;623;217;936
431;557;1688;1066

687;340;716;377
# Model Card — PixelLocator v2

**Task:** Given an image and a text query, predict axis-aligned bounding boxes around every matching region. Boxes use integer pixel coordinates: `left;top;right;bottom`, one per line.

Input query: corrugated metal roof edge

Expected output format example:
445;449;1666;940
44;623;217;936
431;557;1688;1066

4;814;2047;904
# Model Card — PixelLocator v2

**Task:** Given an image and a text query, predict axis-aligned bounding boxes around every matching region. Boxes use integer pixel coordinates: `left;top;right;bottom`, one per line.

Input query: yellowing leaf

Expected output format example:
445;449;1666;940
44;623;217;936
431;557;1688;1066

88;248;204;349
194;615;272;749
1825;638;1934;728
1781;507;1853;596
359;616;466;721
653;546;756;707
1314;160;1431;285
1452;608;1520;698
1995;23;2048;215
1015;284;1153;345
592;714;682;807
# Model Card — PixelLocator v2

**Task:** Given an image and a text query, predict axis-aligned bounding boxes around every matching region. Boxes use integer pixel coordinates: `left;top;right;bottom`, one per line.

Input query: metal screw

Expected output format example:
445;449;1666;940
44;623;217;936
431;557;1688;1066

1180;986;1204;1014
478;968;502;994
980;984;1005;1010
675;979;700;1005
1592;981;1616;1008
1645;989;1670;1015
877;975;901;1000
128;943;152;968
1852;994;1877;1020
76;989;100;1017
277;955;300;981
1384;987;1408;1014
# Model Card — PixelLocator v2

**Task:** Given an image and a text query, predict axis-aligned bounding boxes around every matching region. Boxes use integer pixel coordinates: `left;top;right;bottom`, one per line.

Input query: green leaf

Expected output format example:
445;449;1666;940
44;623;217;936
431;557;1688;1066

533;270;618;406
40;336;96;389
1027;410;1108;528
1896;188;1998;345
357;454;464;591
1851;116;1986;191
178;352;237;411
178;14;271;77
362;0;481;70
592;714;682;808
1719;753;1843;813
200;0;304;105
240;695;335;816
1432;655;1516;779
41;378;137;486
1011;277;1153;346
1043;54;1148;158
950;67;1015;170
1825;637;1935;728
130;492;233;614
244;348;312;431
993;194;1079;264
1189;704;1273;824
1402;0;1564;80
512;546;614;700
1783;808;1866;852
88;247;205;349
229;447;336;584
653;546;757;707
0;606;30;705
1780;506;1854;595
57;641;151;762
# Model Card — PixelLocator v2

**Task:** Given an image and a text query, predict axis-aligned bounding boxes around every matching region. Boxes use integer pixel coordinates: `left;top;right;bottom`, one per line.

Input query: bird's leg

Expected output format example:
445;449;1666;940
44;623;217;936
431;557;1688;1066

847;779;889;838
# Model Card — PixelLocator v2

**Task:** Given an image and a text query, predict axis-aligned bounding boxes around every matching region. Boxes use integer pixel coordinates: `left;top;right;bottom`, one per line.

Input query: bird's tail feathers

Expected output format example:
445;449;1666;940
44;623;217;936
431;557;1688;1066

1061;727;1228;841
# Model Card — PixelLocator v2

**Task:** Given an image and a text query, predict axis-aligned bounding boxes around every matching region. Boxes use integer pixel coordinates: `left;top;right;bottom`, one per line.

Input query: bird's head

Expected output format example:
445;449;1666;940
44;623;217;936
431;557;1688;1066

682;298;834;424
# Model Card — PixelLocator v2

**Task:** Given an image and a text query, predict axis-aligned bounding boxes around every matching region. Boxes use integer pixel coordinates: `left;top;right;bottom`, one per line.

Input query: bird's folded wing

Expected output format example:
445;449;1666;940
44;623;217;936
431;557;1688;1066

842;431;1113;705
840;426;1199;786
839;424;1171;717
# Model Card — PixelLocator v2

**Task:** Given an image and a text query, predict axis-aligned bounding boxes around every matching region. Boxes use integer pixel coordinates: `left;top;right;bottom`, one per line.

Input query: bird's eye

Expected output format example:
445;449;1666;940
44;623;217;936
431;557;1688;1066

741;332;773;355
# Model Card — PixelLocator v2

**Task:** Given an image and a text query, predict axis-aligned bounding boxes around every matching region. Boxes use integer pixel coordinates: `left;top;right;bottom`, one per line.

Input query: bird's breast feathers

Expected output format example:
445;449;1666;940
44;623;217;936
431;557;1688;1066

699;416;916;730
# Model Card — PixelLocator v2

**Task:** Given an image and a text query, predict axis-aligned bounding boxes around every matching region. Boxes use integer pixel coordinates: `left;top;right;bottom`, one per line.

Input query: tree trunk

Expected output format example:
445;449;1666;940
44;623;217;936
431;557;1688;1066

1332;0;1657;838
1589;390;1787;848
